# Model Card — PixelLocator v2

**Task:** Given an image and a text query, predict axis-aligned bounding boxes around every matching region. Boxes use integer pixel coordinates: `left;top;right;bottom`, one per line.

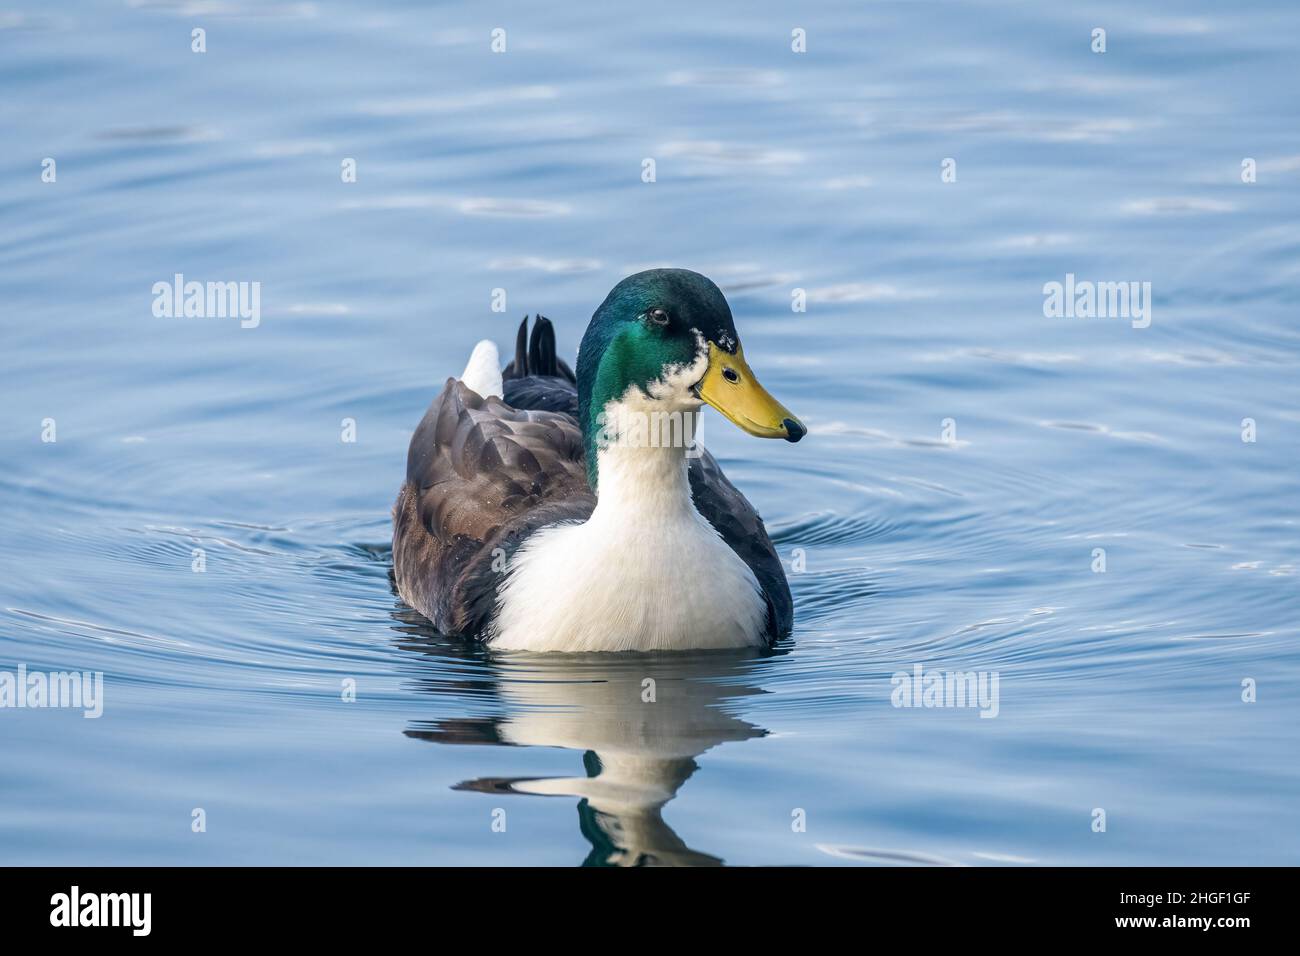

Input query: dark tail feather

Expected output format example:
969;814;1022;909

530;315;558;377
503;316;529;381
514;316;529;372
501;314;574;382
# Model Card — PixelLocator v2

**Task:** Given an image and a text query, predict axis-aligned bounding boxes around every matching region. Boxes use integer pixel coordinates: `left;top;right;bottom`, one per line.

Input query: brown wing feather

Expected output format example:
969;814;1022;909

392;378;594;636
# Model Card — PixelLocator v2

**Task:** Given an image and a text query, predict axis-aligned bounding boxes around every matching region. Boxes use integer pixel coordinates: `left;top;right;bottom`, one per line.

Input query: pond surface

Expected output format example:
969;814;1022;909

2;0;1297;865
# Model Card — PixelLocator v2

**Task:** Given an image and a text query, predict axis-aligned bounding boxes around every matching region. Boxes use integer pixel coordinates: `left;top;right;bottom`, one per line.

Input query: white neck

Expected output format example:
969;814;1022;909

588;371;705;515
592;441;693;517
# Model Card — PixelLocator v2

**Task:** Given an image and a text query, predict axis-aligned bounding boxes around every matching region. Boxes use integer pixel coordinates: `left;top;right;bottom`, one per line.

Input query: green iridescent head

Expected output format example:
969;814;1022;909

576;269;804;488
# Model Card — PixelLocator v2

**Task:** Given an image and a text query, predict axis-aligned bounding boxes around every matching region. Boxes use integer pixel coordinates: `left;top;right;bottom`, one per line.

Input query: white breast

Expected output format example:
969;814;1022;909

486;441;768;653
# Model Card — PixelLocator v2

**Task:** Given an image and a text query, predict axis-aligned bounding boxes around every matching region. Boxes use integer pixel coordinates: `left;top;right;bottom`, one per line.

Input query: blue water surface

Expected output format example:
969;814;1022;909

1;0;1298;865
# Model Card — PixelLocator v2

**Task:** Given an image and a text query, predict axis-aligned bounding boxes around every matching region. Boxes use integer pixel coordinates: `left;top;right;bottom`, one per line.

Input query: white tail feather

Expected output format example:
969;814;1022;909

460;339;503;398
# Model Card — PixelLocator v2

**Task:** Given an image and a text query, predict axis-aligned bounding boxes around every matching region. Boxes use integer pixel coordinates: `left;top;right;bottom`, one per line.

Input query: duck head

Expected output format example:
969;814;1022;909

576;269;804;487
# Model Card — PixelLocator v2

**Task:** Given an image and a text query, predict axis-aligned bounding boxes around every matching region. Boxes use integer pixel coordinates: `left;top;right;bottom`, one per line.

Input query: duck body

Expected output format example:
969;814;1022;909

392;269;803;653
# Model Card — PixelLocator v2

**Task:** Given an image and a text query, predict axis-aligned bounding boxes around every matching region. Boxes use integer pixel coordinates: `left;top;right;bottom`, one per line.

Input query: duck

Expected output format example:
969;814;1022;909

392;268;805;652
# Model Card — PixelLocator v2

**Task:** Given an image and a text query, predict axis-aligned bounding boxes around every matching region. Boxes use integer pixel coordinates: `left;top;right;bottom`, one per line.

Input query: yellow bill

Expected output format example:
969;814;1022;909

695;341;806;442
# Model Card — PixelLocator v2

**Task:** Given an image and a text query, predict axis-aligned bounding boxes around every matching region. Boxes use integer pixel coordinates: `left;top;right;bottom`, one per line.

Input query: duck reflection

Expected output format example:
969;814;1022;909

392;608;775;866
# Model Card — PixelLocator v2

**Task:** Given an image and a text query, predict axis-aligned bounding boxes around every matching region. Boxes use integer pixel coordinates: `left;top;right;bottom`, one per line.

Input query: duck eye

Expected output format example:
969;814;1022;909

647;308;670;326
722;367;740;383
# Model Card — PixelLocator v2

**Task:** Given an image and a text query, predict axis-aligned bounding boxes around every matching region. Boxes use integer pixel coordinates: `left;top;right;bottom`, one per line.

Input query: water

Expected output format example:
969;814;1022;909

2;0;1298;866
